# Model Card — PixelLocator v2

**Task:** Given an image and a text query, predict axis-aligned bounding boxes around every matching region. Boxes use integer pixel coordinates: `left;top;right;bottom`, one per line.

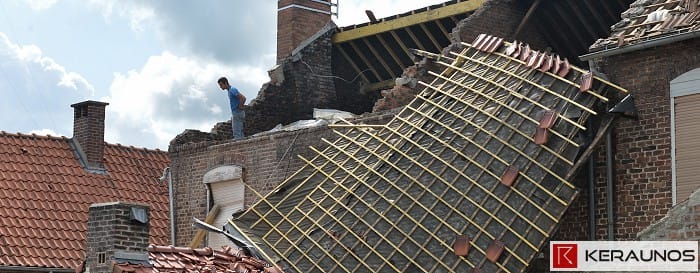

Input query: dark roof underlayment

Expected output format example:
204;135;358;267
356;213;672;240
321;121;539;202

226;34;631;273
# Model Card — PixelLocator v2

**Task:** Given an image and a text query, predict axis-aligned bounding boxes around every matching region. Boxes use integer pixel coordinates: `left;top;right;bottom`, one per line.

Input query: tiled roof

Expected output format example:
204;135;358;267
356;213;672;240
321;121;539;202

590;0;700;51
0;132;169;270
114;245;281;273
230;34;631;272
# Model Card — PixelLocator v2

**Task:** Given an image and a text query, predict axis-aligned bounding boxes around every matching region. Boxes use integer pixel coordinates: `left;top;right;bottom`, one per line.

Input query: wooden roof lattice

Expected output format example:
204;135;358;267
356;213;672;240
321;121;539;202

332;0;485;90
229;34;630;273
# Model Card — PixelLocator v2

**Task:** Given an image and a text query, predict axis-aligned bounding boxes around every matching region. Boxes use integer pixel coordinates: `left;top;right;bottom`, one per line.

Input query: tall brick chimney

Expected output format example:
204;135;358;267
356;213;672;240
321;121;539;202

70;100;108;171
85;202;150;273
277;0;332;63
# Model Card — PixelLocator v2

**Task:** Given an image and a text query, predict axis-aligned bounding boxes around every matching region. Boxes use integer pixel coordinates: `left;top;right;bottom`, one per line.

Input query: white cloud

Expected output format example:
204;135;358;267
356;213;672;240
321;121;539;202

0;32;94;95
24;0;58;10
104;51;268;149
0;32;94;137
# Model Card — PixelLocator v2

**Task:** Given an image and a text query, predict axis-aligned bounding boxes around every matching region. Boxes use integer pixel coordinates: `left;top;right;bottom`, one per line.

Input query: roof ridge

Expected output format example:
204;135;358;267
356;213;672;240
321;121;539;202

0;131;69;141
104;142;165;153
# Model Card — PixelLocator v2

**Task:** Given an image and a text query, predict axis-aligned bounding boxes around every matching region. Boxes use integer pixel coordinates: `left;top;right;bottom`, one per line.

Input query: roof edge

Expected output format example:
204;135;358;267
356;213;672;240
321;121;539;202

0;265;74;273
581;31;700;61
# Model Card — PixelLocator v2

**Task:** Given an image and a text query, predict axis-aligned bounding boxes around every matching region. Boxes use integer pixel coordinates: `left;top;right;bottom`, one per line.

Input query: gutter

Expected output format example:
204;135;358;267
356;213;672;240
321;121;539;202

161;167;176;245
0;265;74;273
580;31;700;61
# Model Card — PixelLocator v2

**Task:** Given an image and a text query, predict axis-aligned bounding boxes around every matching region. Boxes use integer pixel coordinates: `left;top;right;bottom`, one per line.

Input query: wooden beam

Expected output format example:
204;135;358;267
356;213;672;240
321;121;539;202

389;30;413;61
514;0;542;38
348;40;383;81
565;115;617;181
376;33;407;70
332;0;485;43
555;1;598;41
365;79;395;91
546;3;588;56
419;23;443;52
404;27;427;51
435;19;451;39
189;204;220;248
575;0;610;36
335;44;370;83
362;38;396;78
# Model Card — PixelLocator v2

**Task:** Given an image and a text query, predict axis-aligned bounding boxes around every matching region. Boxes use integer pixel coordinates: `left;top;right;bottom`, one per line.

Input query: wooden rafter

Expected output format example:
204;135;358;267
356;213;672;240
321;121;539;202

435;18;452;39
348;40;383;81
514;0;542;38
362;38;396;78
335;44;370;83
376;33;407;70
404;27;427;51
332;0;485;43
419;23;443;51
389;30;413;61
574;0;611;35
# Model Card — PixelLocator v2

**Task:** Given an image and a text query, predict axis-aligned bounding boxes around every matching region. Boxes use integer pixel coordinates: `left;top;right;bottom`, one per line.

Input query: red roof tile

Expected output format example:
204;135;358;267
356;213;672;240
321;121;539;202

113;245;283;273
590;0;700;51
0;132;169;270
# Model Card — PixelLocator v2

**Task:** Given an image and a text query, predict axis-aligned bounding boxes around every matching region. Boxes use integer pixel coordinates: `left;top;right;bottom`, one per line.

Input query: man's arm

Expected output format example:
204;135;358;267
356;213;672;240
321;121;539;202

237;92;246;109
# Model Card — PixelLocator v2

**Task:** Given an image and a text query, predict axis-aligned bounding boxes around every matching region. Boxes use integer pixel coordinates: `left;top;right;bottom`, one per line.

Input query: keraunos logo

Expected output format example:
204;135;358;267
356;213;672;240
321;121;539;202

549;241;698;272
552;243;577;269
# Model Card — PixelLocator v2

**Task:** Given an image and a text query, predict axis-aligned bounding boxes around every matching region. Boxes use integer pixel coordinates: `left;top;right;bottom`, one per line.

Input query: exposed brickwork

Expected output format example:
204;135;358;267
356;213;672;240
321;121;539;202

86;202;150;273
277;0;331;63
243;23;338;136
168;111;397;246
547;39;700;245
71;101;108;170
449;0;548;51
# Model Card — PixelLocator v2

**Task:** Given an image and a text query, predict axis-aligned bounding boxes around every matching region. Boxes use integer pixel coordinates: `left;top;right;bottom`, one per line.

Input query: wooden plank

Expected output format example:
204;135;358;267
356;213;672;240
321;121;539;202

189;204;220;248
332;0;486;43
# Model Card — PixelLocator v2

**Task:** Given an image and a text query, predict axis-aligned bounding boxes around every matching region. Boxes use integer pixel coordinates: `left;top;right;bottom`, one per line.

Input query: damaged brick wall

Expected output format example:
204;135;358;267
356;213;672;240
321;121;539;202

168;111;397;246
244;23;338;136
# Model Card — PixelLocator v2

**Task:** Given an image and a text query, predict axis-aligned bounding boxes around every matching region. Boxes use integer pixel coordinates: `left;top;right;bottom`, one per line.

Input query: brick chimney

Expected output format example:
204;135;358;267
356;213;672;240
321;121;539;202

70;100;108;171
277;0;332;63
85;202;150;273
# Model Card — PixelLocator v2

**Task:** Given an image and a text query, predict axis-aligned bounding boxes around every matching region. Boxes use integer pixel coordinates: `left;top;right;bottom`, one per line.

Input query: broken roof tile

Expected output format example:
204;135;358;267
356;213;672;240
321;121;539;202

590;0;700;51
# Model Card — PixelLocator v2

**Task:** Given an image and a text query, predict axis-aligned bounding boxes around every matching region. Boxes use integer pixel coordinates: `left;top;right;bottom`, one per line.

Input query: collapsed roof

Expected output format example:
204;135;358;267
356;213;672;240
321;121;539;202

226;34;631;273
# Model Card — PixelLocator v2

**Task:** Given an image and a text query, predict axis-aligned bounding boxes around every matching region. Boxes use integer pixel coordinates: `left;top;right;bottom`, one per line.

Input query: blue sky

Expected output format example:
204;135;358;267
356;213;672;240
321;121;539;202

0;0;445;150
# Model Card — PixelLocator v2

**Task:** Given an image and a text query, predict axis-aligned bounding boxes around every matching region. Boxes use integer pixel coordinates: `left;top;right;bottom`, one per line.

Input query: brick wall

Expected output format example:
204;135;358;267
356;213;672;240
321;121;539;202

241;23;339;136
547;39;700;245
450;0;548;52
168;110;397;246
277;0;331;63
71;101;108;170
85;202;150;273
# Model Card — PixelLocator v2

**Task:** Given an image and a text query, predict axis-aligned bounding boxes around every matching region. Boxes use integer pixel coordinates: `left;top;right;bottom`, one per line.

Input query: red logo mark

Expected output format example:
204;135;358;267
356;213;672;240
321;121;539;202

552;244;578;269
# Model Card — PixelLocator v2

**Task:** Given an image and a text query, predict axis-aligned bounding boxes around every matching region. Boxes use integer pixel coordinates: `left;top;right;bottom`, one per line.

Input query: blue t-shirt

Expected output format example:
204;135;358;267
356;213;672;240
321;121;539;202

227;86;242;112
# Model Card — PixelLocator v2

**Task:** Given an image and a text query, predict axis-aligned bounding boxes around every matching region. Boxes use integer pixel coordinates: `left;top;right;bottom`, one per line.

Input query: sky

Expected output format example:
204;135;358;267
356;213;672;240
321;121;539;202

0;0;447;150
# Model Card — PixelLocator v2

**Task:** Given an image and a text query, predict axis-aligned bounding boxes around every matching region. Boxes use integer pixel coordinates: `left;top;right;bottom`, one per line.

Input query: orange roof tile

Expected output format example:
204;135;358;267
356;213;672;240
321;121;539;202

113;245;283;273
0;132;169;270
590;0;700;51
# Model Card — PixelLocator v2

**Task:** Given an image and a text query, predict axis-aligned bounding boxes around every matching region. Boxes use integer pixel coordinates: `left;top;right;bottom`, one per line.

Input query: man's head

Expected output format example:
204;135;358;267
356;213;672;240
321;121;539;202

217;77;230;90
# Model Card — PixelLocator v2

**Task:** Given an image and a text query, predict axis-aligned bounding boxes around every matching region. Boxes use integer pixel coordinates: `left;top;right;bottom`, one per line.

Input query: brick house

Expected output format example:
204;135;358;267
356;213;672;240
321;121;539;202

166;0;699;272
0;101;170;273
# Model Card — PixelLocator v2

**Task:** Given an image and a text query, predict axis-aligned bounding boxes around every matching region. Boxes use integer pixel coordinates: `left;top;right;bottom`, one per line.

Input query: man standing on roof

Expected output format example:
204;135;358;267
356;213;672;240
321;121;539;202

218;77;247;139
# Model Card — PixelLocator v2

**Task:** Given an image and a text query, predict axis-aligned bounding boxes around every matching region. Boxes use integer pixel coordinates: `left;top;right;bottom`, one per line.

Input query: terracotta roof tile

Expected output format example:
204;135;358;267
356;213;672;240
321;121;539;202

0;132;169;270
590;0;700;51
113;245;281;273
